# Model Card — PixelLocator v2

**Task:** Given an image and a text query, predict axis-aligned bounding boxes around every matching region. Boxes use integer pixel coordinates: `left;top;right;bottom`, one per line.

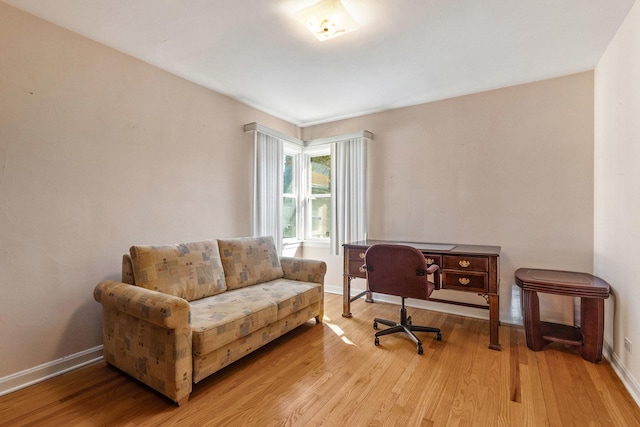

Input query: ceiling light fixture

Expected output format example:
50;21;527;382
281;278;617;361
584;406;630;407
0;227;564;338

294;0;359;41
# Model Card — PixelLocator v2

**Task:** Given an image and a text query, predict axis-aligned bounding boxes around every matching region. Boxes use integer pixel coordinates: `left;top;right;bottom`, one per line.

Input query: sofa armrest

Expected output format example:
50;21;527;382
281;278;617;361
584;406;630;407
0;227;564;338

94;280;190;330
280;257;327;285
94;280;192;406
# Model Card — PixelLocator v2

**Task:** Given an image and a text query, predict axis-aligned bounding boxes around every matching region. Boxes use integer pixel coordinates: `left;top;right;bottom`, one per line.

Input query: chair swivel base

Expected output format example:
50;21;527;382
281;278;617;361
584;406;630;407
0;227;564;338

373;307;442;355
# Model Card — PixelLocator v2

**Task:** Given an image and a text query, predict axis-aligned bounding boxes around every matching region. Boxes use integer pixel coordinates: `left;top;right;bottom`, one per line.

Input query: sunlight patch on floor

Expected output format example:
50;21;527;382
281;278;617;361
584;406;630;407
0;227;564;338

323;315;357;346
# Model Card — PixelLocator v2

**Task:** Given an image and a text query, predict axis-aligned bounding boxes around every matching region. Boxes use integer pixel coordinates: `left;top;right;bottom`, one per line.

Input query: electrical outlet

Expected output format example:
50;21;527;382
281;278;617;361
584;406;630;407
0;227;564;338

625;338;632;353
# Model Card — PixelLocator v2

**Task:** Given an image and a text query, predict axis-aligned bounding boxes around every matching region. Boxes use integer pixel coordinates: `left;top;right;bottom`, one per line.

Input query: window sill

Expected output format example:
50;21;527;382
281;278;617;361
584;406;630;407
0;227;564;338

283;240;302;248
302;240;330;249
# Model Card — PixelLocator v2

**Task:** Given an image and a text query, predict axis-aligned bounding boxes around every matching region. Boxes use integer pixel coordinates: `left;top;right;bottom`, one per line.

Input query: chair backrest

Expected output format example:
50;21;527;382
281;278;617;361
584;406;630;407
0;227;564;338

364;244;434;300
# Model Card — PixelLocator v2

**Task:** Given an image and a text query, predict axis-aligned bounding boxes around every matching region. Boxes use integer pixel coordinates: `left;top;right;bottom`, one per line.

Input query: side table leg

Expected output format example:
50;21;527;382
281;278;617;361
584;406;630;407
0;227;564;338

522;289;546;351
578;298;605;363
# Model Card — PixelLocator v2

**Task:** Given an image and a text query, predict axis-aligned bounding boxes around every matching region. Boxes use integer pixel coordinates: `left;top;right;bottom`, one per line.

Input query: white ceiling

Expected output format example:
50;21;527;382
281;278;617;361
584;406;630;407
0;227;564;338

3;0;635;126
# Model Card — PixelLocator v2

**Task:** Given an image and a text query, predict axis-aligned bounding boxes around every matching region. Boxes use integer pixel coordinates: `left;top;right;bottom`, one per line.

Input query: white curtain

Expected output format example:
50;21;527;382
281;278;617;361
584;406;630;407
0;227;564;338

253;132;283;254
330;137;368;256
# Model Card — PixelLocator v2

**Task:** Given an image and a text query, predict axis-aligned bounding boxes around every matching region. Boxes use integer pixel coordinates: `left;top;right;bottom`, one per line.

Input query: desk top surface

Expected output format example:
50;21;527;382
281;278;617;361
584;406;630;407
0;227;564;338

343;239;501;256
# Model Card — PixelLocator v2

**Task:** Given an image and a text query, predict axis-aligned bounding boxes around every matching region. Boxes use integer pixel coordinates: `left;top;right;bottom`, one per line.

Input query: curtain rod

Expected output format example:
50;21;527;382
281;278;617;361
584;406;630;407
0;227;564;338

244;122;373;146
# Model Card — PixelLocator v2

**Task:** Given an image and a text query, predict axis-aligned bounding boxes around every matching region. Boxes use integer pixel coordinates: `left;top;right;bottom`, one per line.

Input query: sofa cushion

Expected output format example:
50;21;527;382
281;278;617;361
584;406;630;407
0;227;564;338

190;279;322;355
217;236;284;290
130;240;226;301
248;279;323;320
190;289;278;356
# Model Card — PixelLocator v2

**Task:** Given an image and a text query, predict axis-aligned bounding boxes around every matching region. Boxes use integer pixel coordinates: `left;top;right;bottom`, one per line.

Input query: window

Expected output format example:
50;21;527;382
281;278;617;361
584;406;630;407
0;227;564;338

281;145;331;242
247;122;370;255
282;154;296;239
307;150;331;240
283;143;302;242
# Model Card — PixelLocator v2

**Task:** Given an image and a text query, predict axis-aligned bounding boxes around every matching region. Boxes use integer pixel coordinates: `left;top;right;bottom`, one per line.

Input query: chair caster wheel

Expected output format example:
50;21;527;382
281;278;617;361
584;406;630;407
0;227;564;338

436;333;442;341
375;337;380;346
373;321;378;330
417;345;423;355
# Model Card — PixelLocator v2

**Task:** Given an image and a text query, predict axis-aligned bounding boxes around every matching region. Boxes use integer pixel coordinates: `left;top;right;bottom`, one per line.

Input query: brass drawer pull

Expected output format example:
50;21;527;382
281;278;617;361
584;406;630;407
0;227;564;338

359;252;365;259
426;258;434;265
459;277;471;285
459;260;471;268
359;266;366;273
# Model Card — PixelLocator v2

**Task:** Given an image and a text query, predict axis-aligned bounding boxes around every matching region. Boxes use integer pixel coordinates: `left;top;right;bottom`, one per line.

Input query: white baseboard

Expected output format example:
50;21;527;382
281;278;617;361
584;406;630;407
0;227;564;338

324;285;345;295
603;342;640;407
0;346;103;397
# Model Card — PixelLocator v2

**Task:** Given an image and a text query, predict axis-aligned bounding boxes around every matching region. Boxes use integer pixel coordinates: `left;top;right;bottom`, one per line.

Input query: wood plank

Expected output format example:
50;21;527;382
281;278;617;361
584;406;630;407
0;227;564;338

1;293;638;426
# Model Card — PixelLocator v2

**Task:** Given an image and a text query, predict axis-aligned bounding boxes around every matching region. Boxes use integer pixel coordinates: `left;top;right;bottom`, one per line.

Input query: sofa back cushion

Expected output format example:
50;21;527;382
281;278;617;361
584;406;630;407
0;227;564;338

218;236;284;290
130;240;227;301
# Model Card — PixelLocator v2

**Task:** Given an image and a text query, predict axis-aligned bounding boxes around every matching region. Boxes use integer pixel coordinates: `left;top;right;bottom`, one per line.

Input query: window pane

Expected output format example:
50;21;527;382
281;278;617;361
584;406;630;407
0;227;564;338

283;155;294;194
283;197;296;239
311;155;330;195
310;197;331;238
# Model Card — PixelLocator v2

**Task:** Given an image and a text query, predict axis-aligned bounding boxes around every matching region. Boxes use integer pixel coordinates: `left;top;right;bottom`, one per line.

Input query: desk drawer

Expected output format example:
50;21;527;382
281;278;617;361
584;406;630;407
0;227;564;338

348;248;367;261
348;259;367;277
424;254;442;268
443;255;488;272
346;248;443;278
442;270;488;292
346;248;367;277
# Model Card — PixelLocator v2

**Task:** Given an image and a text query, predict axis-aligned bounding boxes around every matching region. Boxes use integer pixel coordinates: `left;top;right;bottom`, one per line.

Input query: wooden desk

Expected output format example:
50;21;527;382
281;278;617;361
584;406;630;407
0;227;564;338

343;239;501;350
515;268;611;363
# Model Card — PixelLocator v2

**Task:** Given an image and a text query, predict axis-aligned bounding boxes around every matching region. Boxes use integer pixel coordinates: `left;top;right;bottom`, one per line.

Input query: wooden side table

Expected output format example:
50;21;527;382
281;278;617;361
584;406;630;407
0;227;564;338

514;268;610;363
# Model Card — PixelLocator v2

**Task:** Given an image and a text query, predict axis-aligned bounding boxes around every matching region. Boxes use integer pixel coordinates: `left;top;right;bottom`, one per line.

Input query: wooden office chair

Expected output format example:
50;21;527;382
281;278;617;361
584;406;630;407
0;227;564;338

363;244;442;354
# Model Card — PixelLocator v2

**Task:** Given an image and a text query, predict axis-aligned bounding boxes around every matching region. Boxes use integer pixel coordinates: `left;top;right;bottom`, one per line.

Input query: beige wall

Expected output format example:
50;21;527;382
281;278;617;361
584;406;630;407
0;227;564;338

595;0;640;396
304;72;595;324
0;2;296;378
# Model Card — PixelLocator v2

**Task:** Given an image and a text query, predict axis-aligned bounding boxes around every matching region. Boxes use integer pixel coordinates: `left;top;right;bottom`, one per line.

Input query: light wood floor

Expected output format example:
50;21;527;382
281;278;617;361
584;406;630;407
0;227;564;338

2;293;639;426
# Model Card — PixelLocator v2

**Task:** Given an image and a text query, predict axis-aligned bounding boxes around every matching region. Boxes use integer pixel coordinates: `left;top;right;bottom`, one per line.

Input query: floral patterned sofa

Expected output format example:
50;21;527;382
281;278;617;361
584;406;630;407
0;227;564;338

93;236;326;406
